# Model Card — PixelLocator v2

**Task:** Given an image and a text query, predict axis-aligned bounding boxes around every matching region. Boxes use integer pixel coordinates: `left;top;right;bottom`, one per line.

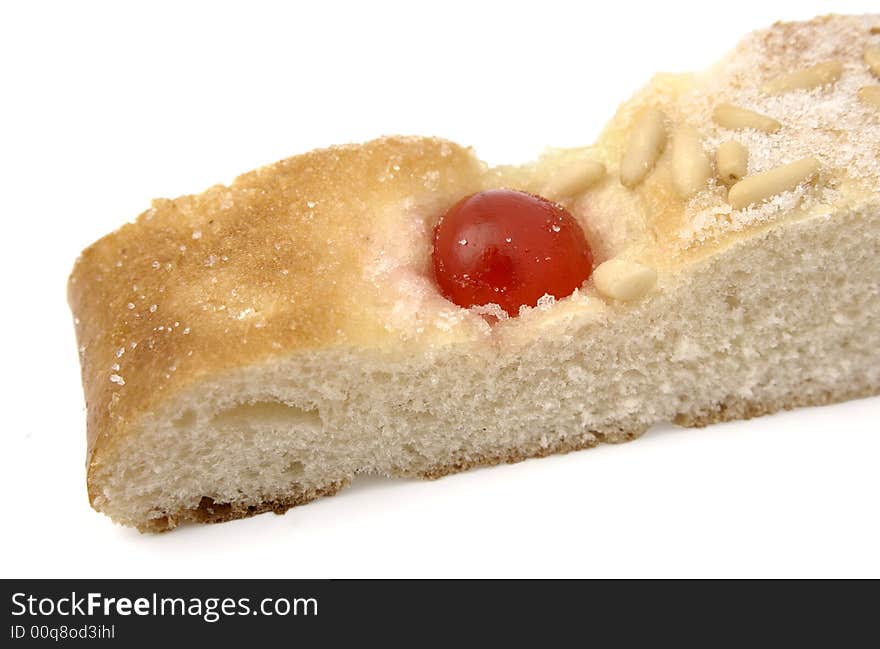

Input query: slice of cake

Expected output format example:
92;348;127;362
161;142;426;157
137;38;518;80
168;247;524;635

69;14;880;531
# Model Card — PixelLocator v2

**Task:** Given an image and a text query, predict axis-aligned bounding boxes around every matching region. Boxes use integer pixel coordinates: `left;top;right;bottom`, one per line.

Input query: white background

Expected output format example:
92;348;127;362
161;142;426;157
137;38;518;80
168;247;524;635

2;0;878;578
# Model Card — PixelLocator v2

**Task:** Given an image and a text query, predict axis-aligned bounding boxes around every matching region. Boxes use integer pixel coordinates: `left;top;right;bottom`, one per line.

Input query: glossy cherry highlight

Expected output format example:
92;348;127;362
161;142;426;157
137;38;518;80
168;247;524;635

432;189;594;316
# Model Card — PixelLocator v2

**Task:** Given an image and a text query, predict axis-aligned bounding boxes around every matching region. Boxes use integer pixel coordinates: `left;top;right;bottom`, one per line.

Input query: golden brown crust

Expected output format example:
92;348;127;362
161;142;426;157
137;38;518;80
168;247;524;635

674;384;880;428
415;428;644;480
69;136;484;476
140;479;350;533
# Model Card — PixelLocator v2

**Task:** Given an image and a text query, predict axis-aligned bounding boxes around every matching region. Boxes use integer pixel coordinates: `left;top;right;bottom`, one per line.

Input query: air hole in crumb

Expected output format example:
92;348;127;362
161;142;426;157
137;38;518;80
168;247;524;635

196;497;232;520
724;293;741;310
211;400;321;429
403;443;424;459
172;410;197;428
283;461;304;478
243;468;261;482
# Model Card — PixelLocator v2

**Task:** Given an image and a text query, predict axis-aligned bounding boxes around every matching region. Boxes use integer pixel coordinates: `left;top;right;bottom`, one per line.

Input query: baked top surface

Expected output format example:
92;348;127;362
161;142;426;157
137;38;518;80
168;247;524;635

69;136;487;456
521;14;880;266
69;14;880;460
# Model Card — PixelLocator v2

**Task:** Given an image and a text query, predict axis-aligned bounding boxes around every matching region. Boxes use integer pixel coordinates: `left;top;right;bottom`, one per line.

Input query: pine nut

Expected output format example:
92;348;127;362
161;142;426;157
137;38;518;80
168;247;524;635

711;103;781;133
542;159;606;199
761;61;842;94
866;46;880;77
620;108;668;189
859;85;880;109
671;126;712;198
592;258;657;302
715;141;749;186
728;158;820;210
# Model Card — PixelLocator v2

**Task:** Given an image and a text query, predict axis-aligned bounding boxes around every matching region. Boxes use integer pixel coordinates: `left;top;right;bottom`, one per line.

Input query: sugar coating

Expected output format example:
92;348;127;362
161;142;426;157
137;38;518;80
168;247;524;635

675;15;880;244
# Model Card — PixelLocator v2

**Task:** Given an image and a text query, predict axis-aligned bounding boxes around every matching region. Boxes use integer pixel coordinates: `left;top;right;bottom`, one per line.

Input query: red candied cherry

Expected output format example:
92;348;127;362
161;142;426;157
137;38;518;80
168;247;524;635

432;189;593;316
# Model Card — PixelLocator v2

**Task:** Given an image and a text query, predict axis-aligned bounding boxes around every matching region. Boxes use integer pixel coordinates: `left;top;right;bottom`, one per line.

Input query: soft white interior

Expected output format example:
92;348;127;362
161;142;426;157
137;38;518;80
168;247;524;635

91;200;880;529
